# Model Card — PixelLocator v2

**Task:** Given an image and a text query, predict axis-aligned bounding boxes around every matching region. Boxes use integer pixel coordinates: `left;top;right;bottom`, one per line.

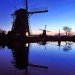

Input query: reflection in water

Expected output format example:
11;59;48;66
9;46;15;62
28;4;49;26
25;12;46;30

63;41;72;52
37;41;50;50
7;42;48;75
0;41;75;75
55;41;61;50
0;43;6;50
11;43;29;70
38;42;47;50
55;41;73;52
10;42;29;75
0;46;3;50
38;41;46;46
38;41;73;52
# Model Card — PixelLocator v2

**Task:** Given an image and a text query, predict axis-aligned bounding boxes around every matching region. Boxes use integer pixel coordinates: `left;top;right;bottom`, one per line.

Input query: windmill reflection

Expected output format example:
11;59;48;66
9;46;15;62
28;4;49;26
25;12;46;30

37;41;49;50
9;42;48;75
11;42;29;70
38;41;46;46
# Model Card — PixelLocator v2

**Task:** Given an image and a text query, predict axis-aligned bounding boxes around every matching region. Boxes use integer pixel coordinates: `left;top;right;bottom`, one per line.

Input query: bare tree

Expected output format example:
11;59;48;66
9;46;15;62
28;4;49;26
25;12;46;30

63;26;72;36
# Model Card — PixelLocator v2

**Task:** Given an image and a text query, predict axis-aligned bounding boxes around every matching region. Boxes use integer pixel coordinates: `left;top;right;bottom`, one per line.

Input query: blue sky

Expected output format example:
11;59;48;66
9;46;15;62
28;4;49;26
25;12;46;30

0;0;75;35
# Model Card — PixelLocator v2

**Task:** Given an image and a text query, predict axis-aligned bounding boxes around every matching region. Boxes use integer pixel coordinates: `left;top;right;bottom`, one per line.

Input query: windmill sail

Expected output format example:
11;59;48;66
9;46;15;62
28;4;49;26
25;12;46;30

26;0;28;10
29;8;48;14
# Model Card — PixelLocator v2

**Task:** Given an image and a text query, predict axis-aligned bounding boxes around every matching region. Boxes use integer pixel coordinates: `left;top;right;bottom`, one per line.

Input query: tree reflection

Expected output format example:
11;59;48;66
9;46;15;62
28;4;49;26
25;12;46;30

63;41;72;52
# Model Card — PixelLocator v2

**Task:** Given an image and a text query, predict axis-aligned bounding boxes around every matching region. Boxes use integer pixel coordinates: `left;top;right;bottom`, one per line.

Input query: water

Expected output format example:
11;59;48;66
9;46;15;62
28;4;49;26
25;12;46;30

0;41;75;75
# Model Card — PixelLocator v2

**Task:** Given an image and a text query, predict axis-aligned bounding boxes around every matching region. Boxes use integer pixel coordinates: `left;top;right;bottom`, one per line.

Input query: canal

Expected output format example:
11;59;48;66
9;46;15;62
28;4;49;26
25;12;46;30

0;41;75;75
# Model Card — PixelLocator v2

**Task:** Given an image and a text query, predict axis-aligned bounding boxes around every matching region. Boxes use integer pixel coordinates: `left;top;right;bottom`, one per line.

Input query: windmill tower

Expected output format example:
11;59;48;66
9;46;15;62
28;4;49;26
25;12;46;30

11;0;48;37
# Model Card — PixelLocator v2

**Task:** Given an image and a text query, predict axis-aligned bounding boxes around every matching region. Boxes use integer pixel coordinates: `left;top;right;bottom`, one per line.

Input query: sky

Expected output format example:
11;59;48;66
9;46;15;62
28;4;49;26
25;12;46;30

0;0;75;35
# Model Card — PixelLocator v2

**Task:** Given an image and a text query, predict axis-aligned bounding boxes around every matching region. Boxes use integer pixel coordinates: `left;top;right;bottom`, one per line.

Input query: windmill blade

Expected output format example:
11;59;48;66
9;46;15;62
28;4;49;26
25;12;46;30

29;8;48;14
29;64;48;68
23;0;28;10
26;0;28;10
39;29;43;31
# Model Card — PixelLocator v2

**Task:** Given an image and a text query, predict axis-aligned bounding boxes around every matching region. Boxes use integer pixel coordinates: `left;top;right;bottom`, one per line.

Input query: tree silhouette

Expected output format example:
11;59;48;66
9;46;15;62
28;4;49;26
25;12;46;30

63;26;72;36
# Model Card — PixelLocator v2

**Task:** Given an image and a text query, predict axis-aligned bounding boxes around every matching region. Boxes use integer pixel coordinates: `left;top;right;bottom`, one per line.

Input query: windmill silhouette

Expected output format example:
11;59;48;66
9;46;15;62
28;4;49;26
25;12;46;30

39;25;50;37
11;0;48;37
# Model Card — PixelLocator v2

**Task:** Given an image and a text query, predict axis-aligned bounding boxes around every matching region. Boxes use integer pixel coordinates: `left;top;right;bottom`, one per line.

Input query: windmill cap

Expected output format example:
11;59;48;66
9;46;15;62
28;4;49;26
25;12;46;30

15;8;28;15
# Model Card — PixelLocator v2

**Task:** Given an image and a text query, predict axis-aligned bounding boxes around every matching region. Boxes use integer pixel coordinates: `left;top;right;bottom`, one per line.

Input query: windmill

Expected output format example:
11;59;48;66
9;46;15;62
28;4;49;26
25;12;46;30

11;0;48;37
39;25;50;37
